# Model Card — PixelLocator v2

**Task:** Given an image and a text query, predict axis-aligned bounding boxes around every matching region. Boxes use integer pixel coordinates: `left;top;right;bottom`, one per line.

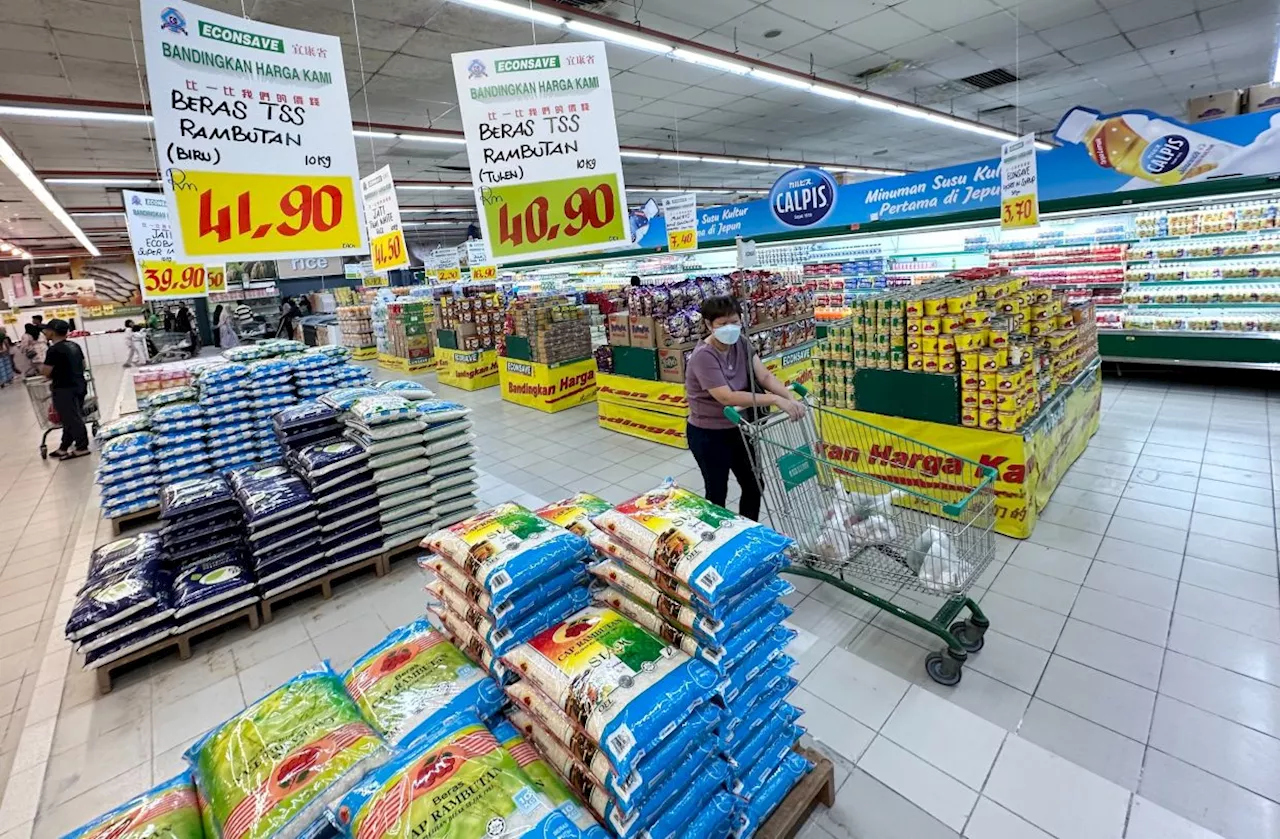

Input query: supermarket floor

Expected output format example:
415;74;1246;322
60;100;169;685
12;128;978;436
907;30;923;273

2;366;1280;839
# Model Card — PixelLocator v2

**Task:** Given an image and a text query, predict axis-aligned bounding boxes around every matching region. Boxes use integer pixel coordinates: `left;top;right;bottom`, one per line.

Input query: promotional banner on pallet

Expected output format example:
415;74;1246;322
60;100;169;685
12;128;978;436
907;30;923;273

498;357;597;412
633;106;1280;249
452;41;630;262
141;0;367;262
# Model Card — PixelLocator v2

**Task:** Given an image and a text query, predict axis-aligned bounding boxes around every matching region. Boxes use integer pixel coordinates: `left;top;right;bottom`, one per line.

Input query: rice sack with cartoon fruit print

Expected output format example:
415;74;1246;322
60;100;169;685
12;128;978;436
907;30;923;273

590;481;791;605
61;772;203;839
343;619;505;745
185;664;387;839
327;710;590;839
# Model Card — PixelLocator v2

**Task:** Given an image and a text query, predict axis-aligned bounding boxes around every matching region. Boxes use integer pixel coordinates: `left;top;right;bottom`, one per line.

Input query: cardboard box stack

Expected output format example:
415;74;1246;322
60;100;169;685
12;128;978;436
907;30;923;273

385;300;434;366
437;289;502;351
505;296;592;364
336;305;375;351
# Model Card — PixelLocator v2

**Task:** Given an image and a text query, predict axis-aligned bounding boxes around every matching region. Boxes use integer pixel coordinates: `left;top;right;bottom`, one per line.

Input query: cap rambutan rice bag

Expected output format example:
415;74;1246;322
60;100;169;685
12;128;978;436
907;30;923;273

185;664;387;839
60;771;203;839
326;710;590;839
534;493;611;538
492;718;609;839
501;605;720;777
343;619;504;745
422;503;590;600
418;555;588;630
589;481;791;605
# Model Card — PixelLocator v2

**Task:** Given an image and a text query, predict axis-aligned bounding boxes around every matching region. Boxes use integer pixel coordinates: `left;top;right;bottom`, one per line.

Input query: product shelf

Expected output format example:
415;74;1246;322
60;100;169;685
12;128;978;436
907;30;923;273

1118;302;1280;309
1128;277;1280;286
991;260;1125;269
1127;253;1280;265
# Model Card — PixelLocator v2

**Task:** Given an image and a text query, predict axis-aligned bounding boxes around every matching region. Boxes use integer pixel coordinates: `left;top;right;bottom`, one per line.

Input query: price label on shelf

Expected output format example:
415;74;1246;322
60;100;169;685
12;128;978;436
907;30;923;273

438;267;463;282
481;174;626;260
471;265;498;280
171;172;364;258
1000;134;1039;231
667;229;696;251
370;229;407;273
206;264;227;294
140;260;209;299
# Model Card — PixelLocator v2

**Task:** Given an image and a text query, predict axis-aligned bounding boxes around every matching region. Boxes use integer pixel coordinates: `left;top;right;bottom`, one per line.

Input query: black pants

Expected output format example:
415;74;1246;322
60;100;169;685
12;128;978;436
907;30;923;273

52;386;88;451
686;422;761;520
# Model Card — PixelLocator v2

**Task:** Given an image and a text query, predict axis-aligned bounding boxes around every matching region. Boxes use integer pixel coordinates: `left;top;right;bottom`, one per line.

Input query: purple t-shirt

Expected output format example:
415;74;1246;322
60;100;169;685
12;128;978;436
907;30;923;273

685;337;753;429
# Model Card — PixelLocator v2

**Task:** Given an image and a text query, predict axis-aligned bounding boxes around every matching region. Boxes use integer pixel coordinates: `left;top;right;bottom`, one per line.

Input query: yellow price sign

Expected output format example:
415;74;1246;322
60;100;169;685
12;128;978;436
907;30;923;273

438;267;462;282
206;265;227;294
362;273;389;288
667;228;696;252
1001;194;1038;229
471;265;498;281
371;229;408;272
140;261;208;299
171;171;365;258
482;173;626;259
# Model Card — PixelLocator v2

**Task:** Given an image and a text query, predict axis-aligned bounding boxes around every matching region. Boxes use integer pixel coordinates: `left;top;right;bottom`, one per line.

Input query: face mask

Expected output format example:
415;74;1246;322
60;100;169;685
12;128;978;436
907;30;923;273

712;324;742;345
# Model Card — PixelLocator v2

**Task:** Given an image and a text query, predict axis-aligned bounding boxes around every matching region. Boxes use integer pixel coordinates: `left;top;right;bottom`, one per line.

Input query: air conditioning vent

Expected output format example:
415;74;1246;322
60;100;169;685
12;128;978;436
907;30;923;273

959;68;1019;90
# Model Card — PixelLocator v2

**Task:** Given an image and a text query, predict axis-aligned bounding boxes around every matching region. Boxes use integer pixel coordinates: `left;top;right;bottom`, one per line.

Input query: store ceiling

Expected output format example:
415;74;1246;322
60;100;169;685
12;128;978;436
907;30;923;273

0;0;1273;256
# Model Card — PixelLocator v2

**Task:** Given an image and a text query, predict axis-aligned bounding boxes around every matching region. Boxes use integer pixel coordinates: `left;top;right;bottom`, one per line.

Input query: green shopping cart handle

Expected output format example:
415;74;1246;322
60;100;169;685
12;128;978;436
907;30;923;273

790;382;809;397
725;380;810;424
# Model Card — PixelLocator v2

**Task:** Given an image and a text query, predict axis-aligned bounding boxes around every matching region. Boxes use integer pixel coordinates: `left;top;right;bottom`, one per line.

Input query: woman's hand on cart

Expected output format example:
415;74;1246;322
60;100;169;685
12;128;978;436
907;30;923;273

774;393;806;422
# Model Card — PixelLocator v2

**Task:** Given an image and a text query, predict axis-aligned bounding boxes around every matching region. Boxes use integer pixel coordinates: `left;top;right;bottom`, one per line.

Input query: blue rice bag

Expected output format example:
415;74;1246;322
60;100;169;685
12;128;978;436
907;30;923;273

503;606;721;777
677;789;736;839
237;475;314;532
66;552;172;641
274;400;340;432
625;757;730;839
725;657;796;720
94;412;151;442
318;387;378;411
423;503;590;602
419;556;587;631
342;619;504;745
427;578;593;657
171;550;256;619
591;482;792;605
327;710;589;839
733;718;804;801
376;379;435;399
84;532;164;586
724;677;794;749
732;751;812;839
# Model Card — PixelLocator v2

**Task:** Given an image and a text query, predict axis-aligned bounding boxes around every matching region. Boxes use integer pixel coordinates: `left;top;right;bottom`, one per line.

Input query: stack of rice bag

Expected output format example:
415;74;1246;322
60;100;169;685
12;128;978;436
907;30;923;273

420;501;595;689
292;438;384;572
94;420;160;518
149;401;210;484
246;357;297;463
419;399;481;522
273;400;344;455
196;362;259;474
291;345;348;398
231;463;329;598
586;481;811;837
65;532;176;668
345;393;435;548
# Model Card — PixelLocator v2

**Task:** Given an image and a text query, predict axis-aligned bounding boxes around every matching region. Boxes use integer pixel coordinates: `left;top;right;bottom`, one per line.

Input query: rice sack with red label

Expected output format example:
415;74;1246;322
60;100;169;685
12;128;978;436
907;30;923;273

326;710;590;839
342;619;504;746
427;579;594;658
500;605;720;777
589;481;791;605
491;717;608;838
61;772;203;839
185;664;387;839
533;494;611;538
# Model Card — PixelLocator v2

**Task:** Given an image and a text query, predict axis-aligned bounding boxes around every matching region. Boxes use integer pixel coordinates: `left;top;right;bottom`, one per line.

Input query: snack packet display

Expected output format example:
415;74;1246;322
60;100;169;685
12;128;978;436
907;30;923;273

59;772;203;839
186;664;387;839
326;710;590;839
342;619;504;745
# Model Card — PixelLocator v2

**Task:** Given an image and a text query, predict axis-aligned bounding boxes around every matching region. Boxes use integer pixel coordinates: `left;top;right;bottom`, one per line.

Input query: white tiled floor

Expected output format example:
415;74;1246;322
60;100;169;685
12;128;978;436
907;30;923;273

3;367;1280;838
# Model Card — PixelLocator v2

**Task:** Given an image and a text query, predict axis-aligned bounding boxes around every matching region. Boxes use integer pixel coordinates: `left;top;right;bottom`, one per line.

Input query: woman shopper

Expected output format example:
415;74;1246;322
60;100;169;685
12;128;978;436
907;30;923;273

683;295;804;520
217;303;240;349
37;319;89;458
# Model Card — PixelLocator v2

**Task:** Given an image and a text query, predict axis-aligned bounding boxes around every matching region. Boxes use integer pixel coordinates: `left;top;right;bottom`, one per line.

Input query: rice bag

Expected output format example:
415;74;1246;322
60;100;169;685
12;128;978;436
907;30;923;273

427;579;593;657
94;412;151;442
342;619;504;745
186;664;387;839
100;432;154;459
501;606;720;776
492;718;607;838
160;475;236;521
348;395;414;426
423;503;590;600
534;494;611;538
422;418;472;442
677;790;735;839
591;482;791;604
414;400;469;423
375;379;435;399
318;388;379;411
171;550;256;619
81;620;175;667
239;476;315;533
326;710;588;839
295;441;368;478
84;532;164;586
733;718;803;801
172;595;259;636
77;603;176;653
583;529;696;607
66;552;171;641
732;752;812;839
637;758;731;839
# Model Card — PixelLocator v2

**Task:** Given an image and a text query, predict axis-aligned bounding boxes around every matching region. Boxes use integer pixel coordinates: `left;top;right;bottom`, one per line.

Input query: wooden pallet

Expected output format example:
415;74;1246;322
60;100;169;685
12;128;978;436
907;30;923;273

260;553;386;623
93;603;260;694
108;504;161;536
756;746;836;839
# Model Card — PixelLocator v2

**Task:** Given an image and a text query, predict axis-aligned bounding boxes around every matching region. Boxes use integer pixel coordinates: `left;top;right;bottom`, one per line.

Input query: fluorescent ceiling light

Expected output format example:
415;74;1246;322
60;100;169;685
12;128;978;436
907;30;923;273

734;159;779;168
0;135;100;256
749;69;813;91
397;133;466;145
353;129;396;140
449;0;566;26
811;85;861;102
567;21;673;54
657;153;701;162
70;210;127;216
671;49;751;75
0;105;153;123
46;179;160;188
620;151;660;159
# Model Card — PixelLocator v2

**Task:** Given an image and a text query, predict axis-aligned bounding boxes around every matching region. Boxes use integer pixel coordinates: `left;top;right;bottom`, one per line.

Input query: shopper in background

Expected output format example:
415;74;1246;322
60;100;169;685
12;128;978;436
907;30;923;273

122;320;149;367
211;304;224;347
279;297;301;339
217;304;240;349
174;304;192;336
630;275;642;287
37;319;89;459
27;314;43;335
145;309;161;330
684;295;804;520
13;325;44;377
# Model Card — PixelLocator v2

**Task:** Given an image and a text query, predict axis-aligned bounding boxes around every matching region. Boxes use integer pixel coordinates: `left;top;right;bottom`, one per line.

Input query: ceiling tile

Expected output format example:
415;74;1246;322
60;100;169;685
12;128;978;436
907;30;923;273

624;0;760;32
775;33;874;72
1126;14;1203;48
627;56;727;86
707;4;824;51
1062;34;1133;63
975;34;1056;66
896;0;1002;31
774;0;881;30
835;9;931;49
666;86;747;109
1039;13;1123;49
1108;0;1197;30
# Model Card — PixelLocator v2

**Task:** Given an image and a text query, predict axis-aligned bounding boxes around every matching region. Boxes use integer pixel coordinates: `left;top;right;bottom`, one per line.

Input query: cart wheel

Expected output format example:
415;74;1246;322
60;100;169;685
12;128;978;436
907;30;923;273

39;444;47;460
950;620;986;653
925;650;963;686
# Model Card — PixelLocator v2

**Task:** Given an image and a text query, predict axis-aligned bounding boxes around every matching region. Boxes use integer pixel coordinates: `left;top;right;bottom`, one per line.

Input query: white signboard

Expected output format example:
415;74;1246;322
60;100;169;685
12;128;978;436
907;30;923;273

451;41;628;262
141;0;367;262
360;165;409;272
737;238;758;269
662;193;697;252
122;189;176;264
1000;134;1039;230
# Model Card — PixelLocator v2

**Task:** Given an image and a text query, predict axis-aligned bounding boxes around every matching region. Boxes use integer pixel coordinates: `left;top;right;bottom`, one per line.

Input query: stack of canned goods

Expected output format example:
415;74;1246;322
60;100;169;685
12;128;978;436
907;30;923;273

813;323;858;408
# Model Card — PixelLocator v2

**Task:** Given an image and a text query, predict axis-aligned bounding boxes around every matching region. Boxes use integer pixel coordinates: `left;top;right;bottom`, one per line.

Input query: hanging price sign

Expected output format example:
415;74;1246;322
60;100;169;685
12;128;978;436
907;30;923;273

206;264;227;293
471;265;498;280
662;193;697;252
140;261;209;299
362;165;410;272
454;42;629;262
142;0;367;262
370;229;407;272
1000;134;1039;231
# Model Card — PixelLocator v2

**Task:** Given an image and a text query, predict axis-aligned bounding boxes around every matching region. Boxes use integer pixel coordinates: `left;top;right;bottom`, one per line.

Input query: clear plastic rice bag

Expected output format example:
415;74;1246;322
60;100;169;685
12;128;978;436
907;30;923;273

491;718;608;838
186;664;387;839
59;772;202;839
342;619;504;745
534;494;611;538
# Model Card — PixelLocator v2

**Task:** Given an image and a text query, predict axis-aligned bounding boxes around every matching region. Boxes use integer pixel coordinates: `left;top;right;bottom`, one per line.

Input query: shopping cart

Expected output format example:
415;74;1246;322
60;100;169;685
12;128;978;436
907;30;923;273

147;330;194;363
729;383;997;685
25;371;101;460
